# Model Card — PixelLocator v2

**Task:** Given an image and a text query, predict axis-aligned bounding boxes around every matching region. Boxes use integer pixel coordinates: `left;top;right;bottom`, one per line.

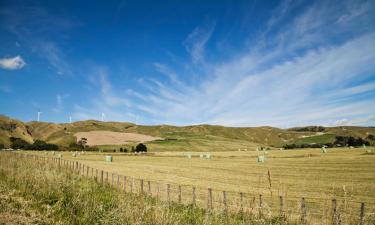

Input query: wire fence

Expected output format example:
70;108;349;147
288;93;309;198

2;151;375;225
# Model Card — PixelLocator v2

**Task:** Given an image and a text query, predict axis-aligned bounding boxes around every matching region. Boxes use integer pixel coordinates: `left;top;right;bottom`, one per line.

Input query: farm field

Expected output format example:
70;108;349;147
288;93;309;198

26;147;375;223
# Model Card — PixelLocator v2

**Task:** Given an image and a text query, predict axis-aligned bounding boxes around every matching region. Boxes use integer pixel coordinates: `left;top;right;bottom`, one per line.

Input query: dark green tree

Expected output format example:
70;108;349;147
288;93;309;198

135;143;147;152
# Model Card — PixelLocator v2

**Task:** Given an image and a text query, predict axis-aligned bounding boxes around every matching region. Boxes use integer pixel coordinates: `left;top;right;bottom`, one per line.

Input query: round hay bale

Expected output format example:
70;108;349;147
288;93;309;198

105;155;113;162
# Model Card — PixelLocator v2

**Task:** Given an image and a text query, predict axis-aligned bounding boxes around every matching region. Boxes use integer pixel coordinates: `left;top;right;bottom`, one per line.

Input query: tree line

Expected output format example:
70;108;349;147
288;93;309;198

9;137;58;150
283;135;371;149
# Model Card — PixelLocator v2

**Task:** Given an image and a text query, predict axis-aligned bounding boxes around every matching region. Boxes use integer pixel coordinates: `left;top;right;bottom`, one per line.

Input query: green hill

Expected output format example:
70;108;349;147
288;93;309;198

0;115;374;151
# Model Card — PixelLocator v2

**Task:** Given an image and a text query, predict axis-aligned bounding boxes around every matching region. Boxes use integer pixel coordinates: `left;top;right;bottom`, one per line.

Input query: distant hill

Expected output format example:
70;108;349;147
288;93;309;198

0;115;374;151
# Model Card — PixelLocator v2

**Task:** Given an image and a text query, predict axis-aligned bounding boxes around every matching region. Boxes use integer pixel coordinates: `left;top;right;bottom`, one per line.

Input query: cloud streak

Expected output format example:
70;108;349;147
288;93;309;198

74;0;375;127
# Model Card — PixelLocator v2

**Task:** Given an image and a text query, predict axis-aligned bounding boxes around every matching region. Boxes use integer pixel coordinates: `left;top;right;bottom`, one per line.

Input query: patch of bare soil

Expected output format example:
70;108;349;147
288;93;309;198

74;131;163;146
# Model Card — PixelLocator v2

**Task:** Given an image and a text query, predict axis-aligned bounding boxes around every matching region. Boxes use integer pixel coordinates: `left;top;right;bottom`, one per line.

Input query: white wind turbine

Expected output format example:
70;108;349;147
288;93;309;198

37;110;42;122
69;116;72;123
101;112;105;122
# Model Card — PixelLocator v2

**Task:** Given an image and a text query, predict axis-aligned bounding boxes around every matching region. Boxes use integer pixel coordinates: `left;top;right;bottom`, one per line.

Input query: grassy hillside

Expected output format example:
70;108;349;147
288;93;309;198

0;115;374;150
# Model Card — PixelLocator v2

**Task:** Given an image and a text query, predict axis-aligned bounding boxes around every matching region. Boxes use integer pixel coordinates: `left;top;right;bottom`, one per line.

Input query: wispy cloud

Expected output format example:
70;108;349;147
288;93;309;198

74;0;375;127
0;3;77;75
0;56;25;70
183;21;215;64
52;94;69;113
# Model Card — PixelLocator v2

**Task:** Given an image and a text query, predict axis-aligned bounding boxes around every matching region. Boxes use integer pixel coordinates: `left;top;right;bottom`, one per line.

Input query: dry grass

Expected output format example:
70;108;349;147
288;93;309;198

0;152;292;225
74;131;162;145
25;147;375;224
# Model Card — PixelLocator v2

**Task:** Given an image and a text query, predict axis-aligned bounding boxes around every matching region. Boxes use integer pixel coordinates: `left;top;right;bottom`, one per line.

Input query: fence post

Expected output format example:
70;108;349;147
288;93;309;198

208;188;213;210
123;176;127;192
86;166;89;177
140;179;144;193
300;197;307;225
75;161;78;172
178;185;182;203
259;194;263;218
223;191;228;214
100;170;104;184
240;192;244;213
280;196;285;219
117;174;120;189
192;186;196;206
359;202;365;225
130;178;134;193
332;199;340;225
148;181;151;195
167;184;171;204
111;173;114;186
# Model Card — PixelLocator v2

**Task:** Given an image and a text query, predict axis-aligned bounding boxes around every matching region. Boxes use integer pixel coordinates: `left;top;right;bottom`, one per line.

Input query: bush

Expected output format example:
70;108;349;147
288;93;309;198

10;137;30;149
9;137;58;150
334;136;370;147
135;143;147;153
0;143;4;149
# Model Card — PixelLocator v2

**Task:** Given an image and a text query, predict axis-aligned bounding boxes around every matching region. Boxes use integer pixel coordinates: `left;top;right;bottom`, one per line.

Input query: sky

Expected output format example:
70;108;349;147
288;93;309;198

0;0;375;128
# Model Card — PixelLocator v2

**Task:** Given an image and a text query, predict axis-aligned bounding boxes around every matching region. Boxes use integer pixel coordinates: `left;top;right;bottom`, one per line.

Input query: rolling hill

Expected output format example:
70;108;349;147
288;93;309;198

0;115;374;151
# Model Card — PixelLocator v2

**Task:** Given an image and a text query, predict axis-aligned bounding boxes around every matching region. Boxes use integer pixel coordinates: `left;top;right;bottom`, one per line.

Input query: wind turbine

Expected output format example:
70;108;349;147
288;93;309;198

69;116;72;123
101;112;105;122
37;110;42;122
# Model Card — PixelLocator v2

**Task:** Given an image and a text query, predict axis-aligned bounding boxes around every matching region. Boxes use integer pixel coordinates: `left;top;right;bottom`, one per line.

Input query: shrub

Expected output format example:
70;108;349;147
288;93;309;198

0;143;4;149
9;137;30;149
135;143;147;153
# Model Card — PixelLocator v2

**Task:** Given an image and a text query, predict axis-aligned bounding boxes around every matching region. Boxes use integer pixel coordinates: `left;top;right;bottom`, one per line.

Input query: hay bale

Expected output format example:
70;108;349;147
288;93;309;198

257;155;266;163
105;155;113;162
199;154;204;158
187;154;191;159
206;154;211;159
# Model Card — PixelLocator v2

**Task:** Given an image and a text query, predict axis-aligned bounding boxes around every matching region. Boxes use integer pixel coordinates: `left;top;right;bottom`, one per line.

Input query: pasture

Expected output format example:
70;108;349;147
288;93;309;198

27;147;375;223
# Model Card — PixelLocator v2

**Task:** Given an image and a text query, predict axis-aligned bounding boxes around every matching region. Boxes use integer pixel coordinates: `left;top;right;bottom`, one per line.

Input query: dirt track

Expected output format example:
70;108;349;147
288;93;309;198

74;131;162;146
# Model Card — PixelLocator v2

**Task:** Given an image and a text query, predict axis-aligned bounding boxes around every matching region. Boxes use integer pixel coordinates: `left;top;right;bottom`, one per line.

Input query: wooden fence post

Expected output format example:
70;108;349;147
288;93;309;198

140;179;144;193
359;202;365;225
192;186;196;206
332;199;341;225
208;188;213;210
167;184;171;204
117;174;120;189
280;196;285;219
300;197;307;225
123;176;127;192
240;192;244;213
130;178;133;193
111;173;114;186
178;185;182;203
86;166;89;177
259;194;263;218
223;191;228;214
100;170;104;184
148;181;151;195
75;161;78;172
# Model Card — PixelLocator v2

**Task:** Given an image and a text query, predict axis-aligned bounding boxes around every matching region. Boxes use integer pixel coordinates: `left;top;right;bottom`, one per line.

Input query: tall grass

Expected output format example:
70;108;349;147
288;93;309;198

0;152;289;225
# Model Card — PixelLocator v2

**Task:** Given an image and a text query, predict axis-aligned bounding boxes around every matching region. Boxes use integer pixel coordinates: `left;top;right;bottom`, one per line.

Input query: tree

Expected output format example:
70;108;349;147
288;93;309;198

77;138;88;148
135;143;147;152
9;137;29;149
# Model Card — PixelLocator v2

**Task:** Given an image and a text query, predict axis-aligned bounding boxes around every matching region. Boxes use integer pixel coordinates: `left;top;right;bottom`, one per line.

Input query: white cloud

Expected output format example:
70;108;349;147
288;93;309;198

183;21;215;64
73;0;375;127
0;56;26;70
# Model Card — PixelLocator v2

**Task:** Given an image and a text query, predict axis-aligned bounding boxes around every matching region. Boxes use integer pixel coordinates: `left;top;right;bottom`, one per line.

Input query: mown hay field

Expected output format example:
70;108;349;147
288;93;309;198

27;147;375;221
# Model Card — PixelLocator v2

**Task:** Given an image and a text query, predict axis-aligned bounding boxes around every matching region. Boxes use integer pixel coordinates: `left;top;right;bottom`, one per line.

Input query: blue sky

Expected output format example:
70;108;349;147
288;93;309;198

0;0;375;127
